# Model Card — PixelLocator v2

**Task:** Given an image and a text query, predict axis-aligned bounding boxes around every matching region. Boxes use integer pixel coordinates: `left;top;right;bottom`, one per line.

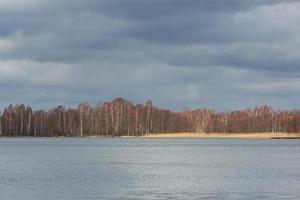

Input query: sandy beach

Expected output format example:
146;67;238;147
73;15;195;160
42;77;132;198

141;133;300;139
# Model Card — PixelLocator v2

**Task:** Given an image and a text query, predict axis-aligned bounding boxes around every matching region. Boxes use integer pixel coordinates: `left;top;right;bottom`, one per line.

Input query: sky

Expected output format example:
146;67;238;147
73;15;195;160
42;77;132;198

0;0;300;111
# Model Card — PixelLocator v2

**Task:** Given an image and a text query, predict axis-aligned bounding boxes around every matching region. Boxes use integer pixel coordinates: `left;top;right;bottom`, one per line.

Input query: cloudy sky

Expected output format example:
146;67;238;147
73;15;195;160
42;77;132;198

0;0;300;111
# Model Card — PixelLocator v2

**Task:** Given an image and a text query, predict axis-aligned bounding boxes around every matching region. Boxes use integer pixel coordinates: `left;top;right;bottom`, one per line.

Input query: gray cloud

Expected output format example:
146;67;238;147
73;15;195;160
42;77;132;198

0;0;300;111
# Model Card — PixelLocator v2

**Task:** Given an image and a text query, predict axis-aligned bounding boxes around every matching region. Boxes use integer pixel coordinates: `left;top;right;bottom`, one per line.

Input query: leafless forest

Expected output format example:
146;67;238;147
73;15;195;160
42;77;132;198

0;98;300;137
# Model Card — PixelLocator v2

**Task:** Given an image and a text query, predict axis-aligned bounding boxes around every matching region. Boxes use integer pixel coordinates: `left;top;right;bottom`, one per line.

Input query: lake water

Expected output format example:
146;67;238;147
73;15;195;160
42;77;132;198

0;138;300;200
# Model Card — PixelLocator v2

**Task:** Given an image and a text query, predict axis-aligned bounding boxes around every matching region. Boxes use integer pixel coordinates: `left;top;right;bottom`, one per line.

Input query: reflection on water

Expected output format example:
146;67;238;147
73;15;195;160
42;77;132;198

0;138;300;200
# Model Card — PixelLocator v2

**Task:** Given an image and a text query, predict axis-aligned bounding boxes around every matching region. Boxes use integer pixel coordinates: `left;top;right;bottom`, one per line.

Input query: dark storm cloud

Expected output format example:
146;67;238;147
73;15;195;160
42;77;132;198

0;0;300;111
88;0;297;20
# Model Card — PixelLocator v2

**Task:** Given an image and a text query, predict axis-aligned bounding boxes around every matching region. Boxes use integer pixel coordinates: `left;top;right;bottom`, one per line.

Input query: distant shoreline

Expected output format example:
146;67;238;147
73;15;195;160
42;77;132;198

141;133;300;139
1;133;300;139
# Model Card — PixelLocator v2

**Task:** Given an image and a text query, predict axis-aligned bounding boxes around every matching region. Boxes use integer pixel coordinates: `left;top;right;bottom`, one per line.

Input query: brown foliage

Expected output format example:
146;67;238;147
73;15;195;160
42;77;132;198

1;99;300;137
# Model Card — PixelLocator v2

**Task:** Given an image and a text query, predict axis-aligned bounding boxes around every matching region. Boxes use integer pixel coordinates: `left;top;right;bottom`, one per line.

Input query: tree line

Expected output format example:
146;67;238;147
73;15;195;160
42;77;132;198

0;98;189;137
0;98;300;137
186;105;300;133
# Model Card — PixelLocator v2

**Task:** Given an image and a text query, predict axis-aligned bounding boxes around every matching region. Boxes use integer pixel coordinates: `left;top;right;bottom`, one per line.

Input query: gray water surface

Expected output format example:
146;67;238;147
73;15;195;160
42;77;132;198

0;138;300;200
